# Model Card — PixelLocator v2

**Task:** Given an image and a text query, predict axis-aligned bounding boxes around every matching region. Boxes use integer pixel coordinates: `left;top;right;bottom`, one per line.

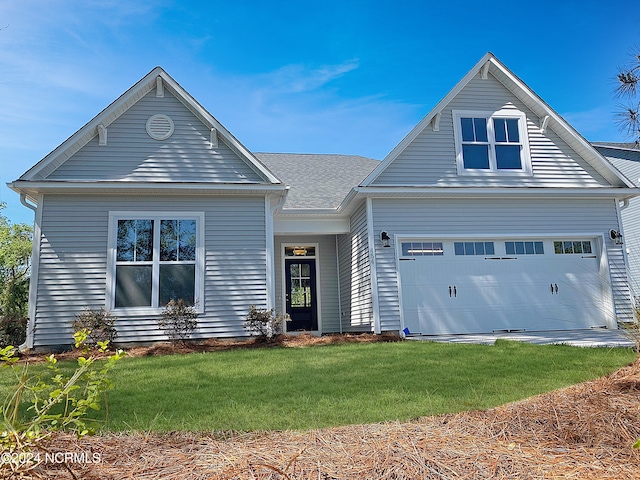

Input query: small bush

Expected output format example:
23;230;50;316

0;331;125;475
157;299;199;344
0;316;27;347
72;307;118;347
243;305;284;342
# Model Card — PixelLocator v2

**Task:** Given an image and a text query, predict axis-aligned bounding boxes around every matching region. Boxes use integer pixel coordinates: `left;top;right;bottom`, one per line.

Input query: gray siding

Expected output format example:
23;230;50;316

337;202;374;332
601;148;640;298
32;194;268;346
274;235;340;333
370;197;633;332
372;73;610;187
46;90;266;183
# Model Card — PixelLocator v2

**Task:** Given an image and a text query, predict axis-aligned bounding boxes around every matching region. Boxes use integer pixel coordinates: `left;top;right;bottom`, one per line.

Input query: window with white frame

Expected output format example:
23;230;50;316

109;213;203;311
453;110;531;175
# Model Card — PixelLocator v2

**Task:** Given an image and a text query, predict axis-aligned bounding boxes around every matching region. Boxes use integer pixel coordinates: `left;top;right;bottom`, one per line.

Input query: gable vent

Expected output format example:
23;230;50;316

146;114;174;140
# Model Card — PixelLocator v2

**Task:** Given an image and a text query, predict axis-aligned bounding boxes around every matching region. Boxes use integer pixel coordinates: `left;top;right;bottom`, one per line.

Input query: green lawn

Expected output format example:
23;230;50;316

0;340;635;433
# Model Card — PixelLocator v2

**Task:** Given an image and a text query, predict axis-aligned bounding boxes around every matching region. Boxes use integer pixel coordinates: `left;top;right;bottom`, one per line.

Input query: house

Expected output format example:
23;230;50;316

10;53;638;349
593;142;640;303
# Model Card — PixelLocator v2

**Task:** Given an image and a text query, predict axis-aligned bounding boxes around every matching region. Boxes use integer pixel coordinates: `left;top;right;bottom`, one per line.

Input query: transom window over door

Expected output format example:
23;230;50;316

109;213;203;312
454;110;532;175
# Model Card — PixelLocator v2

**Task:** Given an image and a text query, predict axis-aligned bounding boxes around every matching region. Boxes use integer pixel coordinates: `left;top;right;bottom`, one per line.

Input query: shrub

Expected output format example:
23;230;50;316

157;299;199;344
0;331;125;474
72;307;118;347
243;305;284;342
0;316;27;348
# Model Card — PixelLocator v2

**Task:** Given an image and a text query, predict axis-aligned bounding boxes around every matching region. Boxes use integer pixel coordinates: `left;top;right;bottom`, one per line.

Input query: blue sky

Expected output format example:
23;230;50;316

1;0;639;224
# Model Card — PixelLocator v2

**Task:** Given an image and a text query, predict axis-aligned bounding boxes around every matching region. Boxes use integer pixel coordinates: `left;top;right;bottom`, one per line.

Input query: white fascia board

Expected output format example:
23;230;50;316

354;186;640;200
156;71;281;184
18;67;281;185
488;59;635;189
362;53;634;189
8;180;287;197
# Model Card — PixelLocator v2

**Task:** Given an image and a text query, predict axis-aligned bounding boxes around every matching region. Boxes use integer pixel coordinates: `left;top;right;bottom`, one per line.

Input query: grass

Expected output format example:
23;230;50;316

0;340;635;433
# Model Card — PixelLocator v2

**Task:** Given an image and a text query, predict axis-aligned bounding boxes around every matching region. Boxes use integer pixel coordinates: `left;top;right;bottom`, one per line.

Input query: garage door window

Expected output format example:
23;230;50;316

454;241;495;256
505;241;544;255
401;242;444;256
554;240;592;255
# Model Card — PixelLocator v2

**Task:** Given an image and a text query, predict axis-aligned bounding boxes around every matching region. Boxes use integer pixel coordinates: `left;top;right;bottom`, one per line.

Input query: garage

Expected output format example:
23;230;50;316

399;238;612;335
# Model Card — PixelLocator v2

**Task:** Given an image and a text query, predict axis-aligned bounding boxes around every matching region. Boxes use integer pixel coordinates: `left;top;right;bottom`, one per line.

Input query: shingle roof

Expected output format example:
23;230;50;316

255;153;380;210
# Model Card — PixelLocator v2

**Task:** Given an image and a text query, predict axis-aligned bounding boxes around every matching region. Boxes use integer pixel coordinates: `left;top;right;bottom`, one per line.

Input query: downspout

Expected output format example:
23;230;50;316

20;193;37;212
19;193;38;351
266;187;289;312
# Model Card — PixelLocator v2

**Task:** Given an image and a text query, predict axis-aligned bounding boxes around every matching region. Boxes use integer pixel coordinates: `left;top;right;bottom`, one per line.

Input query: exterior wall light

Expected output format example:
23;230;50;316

381;231;391;248
610;229;623;245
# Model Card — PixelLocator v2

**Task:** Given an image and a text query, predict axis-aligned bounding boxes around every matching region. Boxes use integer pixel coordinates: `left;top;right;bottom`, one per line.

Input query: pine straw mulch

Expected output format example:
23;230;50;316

7;339;640;479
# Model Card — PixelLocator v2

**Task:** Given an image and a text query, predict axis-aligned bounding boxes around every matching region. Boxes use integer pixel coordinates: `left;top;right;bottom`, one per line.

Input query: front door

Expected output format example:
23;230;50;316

285;259;318;331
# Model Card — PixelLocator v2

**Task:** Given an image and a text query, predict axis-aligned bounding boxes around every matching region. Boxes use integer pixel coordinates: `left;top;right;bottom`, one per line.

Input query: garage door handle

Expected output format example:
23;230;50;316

449;286;457;297
449;286;452;297
550;283;558;294
555;283;558;294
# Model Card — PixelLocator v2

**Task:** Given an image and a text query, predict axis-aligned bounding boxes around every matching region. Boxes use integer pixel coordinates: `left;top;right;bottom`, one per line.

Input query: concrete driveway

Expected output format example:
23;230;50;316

406;328;636;348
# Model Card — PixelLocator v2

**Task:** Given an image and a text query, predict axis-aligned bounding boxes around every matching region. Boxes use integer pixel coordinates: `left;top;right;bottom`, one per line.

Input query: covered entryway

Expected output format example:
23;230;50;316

399;238;613;335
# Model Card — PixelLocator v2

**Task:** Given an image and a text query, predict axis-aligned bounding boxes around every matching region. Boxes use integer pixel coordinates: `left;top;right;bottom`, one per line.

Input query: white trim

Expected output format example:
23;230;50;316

265;196;275;310
23;193;44;350
431;112;441;132
361;53;634;189
539;115;550;134
97;124;107;146
210;128;218;148
335;235;343;334
280;242;322;333
107;211;205;316
366;197;381;333
453;109;532;176
156;76;164;98
17;67;282;184
481;60;490;80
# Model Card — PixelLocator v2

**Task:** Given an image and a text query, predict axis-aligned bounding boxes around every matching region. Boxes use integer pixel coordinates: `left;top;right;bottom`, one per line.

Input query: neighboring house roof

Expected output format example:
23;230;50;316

593;142;640;151
14;66;281;186
363;52;634;189
256;153;379;210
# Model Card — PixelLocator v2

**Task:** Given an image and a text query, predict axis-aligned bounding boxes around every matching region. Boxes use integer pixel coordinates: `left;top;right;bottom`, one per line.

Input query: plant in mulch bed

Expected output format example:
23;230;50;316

72;307;118;348
156;299;199;345
0;330;125;478
243;305;284;343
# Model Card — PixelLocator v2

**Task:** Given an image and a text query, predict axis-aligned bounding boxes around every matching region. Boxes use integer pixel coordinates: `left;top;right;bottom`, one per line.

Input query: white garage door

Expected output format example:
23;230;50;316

399;239;611;335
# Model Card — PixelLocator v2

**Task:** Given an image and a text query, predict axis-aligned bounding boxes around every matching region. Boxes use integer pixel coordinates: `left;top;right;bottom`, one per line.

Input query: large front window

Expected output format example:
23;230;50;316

109;213;203;311
454;110;531;175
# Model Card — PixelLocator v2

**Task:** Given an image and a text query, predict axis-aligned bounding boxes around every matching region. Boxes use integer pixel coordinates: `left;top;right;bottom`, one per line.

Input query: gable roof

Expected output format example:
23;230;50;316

16;67;281;184
362;53;634;189
256;153;379;210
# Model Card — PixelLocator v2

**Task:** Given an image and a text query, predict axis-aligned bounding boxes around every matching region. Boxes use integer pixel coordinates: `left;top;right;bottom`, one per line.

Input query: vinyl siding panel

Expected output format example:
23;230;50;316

601;148;640;297
372;73;609;188
337;202;374;332
370;197;632;332
46;90;265;183
32;194;268;347
274;235;340;333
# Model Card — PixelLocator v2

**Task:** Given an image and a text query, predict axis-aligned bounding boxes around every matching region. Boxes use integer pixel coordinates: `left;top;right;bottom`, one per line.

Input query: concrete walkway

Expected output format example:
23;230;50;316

406;328;636;348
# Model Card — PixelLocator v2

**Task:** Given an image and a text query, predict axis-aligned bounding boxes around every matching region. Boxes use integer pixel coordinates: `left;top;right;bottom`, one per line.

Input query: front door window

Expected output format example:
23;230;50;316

285;258;317;331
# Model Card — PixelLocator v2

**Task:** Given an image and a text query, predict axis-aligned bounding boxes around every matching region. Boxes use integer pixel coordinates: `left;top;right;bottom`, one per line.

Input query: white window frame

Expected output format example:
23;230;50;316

107;211;205;315
453;109;532;176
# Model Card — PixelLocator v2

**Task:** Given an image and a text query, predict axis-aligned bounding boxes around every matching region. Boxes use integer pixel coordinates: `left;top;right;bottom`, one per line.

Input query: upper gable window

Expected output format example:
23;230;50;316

453;110;532;176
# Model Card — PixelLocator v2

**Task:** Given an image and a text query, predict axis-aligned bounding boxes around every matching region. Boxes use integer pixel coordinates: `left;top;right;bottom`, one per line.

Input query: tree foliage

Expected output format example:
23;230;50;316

0;203;32;319
615;49;640;144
